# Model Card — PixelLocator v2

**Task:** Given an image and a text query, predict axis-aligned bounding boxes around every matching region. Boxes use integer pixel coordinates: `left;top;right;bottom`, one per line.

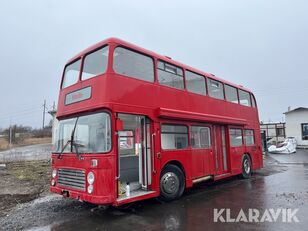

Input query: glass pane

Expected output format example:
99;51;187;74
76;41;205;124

251;94;256;108
119;131;134;150
158;61;184;90
161;125;188;150
245;129;254;145
161;125;187;133
82;46;109;80
208;79;224;100
55;112;111;153
113;47;154;82
225;85;238;103
245;130;253;136
185;71;206;95
239;90;252;106
190;126;211;148
62;59;81;88
229;128;243;147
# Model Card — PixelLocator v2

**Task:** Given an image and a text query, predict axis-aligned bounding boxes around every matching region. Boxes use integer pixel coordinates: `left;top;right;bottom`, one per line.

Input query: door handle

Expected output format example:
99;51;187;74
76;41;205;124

156;152;161;159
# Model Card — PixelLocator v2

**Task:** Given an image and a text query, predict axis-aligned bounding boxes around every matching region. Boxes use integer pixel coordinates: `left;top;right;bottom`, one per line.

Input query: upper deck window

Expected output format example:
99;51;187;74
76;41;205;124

239;89;251;106
208;78;224;100
157;61;184;90
81;46;109;80
113;47;154;82
251;94;256;108
225;84;239;104
185;71;206;95
62;59;81;88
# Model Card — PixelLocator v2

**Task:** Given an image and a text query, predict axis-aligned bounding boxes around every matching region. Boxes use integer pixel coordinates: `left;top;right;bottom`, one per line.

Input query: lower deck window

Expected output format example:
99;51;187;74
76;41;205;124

244;129;255;145
190;126;211;148
161;125;188;149
229;128;243;147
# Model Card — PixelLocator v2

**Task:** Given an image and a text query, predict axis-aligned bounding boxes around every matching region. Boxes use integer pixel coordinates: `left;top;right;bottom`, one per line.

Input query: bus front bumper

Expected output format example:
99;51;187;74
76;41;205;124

50;186;114;205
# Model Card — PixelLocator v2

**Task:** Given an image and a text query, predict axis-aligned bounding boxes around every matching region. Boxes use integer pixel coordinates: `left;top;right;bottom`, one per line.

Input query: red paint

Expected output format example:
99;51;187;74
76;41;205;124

50;38;263;206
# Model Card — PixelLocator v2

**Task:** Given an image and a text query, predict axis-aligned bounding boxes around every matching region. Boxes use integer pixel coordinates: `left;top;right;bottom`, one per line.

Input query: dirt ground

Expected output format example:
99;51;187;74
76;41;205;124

0;160;50;218
0;137;51;151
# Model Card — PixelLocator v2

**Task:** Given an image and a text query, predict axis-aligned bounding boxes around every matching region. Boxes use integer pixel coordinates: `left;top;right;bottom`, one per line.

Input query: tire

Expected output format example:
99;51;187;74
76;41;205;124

241;154;252;179
159;164;185;202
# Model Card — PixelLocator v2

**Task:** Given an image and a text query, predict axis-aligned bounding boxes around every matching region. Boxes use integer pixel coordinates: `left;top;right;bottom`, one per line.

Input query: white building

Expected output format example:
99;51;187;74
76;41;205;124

284;107;308;148
48;110;58;146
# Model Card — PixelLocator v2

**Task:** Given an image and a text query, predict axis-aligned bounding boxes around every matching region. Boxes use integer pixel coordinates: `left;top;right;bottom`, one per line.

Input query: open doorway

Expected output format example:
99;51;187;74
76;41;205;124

117;114;152;199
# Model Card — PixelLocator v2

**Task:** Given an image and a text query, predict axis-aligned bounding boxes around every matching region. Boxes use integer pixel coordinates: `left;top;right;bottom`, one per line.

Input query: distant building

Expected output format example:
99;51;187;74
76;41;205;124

48;110;58;146
260;122;285;144
284;107;308;148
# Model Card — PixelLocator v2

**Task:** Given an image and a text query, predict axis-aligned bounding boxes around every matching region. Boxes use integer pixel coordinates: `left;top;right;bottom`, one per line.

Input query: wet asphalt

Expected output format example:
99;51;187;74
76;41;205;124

1;150;308;231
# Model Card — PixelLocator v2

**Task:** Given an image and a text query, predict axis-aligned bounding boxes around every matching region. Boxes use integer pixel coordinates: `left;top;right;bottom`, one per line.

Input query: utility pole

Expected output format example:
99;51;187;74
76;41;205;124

42;99;46;129
9;117;12;148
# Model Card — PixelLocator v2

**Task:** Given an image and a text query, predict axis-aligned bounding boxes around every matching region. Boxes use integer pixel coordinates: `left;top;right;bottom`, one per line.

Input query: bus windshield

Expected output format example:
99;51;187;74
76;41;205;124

55;112;111;154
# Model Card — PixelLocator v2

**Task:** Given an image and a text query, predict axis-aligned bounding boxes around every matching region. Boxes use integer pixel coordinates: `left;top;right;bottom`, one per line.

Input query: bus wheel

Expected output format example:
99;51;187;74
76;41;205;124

159;164;185;201
241;154;252;179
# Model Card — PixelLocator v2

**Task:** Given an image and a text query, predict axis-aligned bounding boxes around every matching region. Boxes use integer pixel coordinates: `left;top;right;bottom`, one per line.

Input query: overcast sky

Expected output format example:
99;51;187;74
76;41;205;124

0;0;307;128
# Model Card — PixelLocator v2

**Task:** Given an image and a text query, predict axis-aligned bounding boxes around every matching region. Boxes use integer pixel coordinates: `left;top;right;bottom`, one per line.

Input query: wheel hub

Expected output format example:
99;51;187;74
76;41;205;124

244;159;251;173
161;172;179;194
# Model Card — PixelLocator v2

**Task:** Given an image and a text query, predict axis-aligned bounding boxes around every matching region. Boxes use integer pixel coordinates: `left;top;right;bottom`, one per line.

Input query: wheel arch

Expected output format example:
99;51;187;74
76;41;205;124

161;160;186;179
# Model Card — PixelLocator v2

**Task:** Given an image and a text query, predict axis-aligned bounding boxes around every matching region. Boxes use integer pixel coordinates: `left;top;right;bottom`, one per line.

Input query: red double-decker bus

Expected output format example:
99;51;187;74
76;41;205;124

50;38;263;206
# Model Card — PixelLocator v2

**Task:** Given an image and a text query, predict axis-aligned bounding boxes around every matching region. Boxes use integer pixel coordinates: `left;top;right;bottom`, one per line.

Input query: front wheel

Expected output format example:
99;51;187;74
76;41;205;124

159;164;185;202
241;154;252;179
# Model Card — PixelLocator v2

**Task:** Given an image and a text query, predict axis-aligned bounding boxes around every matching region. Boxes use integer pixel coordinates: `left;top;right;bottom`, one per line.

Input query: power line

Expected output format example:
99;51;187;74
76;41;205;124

0;109;41;120
0;107;41;118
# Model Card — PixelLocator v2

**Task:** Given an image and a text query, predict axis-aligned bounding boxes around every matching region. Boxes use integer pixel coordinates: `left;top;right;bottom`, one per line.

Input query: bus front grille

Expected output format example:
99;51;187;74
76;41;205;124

58;168;86;191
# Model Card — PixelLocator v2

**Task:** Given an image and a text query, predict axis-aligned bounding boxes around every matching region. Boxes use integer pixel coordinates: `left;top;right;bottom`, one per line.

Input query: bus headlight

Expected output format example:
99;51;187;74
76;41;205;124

87;185;94;194
87;172;95;185
51;179;56;186
52;169;57;178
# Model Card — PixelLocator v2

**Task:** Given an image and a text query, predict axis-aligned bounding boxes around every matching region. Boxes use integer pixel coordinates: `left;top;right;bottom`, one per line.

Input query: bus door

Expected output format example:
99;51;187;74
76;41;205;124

190;125;212;178
213;125;229;175
117;114;152;197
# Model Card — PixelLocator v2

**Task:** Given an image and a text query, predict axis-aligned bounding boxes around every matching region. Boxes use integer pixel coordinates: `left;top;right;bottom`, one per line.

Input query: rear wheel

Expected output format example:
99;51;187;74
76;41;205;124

241;154;252;179
159;164;185;202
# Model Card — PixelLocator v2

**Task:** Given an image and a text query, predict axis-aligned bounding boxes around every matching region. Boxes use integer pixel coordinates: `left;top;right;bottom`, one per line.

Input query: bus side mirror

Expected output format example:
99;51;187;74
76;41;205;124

116;119;123;131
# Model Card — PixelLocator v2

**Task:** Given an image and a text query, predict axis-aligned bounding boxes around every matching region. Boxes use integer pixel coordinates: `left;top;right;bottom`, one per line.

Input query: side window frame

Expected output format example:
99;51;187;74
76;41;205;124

244;129;255;146
113;46;155;82
239;89;252;107
229;127;244;147
157;60;185;90
161;124;189;150
190;125;211;149
61;58;82;89
185;70;207;95
81;45;109;81
224;84;239;104
207;78;225;100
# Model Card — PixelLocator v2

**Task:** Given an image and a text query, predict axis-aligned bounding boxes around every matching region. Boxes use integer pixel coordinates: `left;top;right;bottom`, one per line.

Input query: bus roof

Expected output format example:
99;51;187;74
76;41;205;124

67;37;252;93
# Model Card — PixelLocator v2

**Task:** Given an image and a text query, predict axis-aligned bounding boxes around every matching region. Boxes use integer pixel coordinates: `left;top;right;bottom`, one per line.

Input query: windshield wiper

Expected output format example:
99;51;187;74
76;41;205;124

57;139;71;159
71;140;85;160
57;117;79;159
